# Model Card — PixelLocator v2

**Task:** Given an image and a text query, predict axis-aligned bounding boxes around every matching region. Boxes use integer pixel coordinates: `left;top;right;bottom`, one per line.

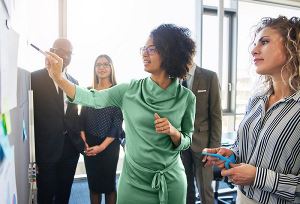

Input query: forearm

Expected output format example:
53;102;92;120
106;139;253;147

173;94;195;151
56;76;76;100
169;129;181;146
99;137;115;150
80;131;86;143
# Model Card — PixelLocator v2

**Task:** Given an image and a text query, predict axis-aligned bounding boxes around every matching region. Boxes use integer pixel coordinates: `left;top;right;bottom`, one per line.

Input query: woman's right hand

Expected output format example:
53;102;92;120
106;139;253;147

202;147;234;170
45;51;64;82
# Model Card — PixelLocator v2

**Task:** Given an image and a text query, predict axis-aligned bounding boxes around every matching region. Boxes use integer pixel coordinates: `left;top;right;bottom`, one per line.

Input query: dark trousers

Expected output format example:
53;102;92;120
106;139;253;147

37;148;79;204
181;148;214;204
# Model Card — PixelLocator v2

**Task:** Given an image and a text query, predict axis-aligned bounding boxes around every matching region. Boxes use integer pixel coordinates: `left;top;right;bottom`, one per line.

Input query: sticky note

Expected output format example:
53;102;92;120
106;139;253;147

4;112;11;135
0;144;4;163
22;120;27;141
0;118;5;137
1;114;7;135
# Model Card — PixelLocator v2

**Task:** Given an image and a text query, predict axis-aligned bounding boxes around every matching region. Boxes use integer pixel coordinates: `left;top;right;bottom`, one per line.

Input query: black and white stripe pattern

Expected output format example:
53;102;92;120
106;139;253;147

231;91;300;204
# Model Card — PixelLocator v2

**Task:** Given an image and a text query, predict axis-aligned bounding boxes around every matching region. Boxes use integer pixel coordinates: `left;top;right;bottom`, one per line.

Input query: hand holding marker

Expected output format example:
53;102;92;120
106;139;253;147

202;151;236;169
30;43;58;64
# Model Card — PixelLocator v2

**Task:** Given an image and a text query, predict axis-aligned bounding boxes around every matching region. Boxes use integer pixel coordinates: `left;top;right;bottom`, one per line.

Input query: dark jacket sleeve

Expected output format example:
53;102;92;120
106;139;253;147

208;72;222;148
65;76;85;153
79;106;87;132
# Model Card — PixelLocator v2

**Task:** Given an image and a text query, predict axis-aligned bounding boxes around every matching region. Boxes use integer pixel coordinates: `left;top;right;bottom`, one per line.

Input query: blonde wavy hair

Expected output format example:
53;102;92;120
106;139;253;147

253;16;300;93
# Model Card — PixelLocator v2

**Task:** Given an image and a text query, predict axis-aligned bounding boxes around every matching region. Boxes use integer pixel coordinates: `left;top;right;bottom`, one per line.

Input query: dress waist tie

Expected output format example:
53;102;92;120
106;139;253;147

126;153;178;204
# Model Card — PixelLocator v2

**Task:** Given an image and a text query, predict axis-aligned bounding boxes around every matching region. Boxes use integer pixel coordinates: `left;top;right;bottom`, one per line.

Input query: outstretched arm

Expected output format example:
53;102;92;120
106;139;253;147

46;52;76;99
46;52;127;108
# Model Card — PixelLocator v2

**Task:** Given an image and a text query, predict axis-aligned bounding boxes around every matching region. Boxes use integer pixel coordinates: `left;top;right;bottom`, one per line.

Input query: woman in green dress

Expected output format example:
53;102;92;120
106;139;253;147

46;24;196;204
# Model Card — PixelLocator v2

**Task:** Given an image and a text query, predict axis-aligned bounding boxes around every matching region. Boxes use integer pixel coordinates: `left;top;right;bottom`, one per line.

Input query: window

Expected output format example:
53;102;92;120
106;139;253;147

67;0;196;87
200;1;238;132
202;9;235;113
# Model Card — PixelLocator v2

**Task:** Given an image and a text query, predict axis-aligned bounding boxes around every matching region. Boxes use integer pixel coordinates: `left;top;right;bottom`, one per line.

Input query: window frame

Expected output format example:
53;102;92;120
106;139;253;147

201;6;237;114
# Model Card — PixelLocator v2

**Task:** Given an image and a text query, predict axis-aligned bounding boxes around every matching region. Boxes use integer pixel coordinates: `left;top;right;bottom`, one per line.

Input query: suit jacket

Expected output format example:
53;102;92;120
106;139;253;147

31;68;84;164
190;66;222;152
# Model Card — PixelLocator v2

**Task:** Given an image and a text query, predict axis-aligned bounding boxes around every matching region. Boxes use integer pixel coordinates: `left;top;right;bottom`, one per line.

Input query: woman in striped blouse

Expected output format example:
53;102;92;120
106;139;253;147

204;16;300;204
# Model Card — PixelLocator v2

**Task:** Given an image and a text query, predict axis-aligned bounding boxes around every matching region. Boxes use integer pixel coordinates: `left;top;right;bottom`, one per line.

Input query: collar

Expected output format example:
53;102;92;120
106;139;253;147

144;77;179;103
63;67;68;79
188;63;196;78
259;90;300;103
286;90;300;102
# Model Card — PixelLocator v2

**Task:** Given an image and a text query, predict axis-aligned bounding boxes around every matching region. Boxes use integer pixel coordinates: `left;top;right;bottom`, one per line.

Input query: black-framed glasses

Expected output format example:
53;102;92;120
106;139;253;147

95;63;111;68
140;45;157;56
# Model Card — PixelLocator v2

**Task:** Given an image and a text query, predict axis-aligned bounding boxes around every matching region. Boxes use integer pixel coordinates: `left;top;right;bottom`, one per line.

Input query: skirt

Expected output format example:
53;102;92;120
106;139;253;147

84;138;120;193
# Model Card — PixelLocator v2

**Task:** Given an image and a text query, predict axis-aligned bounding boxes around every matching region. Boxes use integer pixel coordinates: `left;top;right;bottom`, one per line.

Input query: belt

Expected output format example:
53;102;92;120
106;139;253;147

126;153;178;204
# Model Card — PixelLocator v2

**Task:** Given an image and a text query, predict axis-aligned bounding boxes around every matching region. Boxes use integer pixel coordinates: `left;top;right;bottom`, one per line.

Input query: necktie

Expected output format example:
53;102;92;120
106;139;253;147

58;88;67;114
58;88;63;99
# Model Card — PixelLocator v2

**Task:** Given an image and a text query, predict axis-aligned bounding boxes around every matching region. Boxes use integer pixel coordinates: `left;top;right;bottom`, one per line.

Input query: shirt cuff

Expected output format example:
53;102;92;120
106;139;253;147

252;167;277;192
173;133;190;151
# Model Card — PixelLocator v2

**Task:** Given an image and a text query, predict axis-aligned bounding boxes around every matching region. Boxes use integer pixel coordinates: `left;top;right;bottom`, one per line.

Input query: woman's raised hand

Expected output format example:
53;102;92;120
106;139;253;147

45;51;64;81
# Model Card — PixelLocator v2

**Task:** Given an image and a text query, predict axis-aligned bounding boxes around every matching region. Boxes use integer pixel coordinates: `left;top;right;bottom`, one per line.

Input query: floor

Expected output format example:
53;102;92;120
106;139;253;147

69;176;236;204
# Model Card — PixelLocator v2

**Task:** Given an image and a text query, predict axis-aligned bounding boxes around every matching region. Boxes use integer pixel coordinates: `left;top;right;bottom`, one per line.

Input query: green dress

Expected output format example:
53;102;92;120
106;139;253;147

74;77;196;204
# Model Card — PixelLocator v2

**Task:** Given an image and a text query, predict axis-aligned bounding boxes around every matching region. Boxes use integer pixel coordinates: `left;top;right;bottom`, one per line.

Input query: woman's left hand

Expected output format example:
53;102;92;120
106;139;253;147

85;145;105;156
154;113;177;136
221;163;256;186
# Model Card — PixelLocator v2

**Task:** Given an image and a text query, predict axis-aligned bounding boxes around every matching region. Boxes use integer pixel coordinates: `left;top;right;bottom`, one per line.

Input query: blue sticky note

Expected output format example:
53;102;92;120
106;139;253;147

0;136;12;159
13;193;17;204
0;144;4;163
22;120;27;141
0;118;4;137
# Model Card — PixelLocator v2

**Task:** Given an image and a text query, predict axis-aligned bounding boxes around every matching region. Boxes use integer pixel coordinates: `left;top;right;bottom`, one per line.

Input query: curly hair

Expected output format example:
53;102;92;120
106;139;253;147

93;54;117;88
150;24;196;79
253;16;300;92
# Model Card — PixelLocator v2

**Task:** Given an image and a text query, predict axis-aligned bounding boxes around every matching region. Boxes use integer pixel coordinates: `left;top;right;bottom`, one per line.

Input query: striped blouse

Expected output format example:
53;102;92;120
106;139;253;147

231;91;300;204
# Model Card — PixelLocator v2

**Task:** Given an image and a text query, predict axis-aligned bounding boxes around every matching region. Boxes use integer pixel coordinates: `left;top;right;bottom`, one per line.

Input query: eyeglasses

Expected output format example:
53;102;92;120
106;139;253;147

95;63;111;68
50;48;72;57
140;45;157;56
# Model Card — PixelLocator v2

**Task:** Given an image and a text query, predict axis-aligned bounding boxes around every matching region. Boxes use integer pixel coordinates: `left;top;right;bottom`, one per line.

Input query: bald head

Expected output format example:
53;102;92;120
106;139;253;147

51;38;73;69
52;38;73;51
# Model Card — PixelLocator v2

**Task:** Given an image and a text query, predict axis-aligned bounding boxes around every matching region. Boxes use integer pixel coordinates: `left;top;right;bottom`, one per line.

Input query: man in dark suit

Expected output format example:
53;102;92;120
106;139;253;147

31;38;84;204
181;62;222;204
